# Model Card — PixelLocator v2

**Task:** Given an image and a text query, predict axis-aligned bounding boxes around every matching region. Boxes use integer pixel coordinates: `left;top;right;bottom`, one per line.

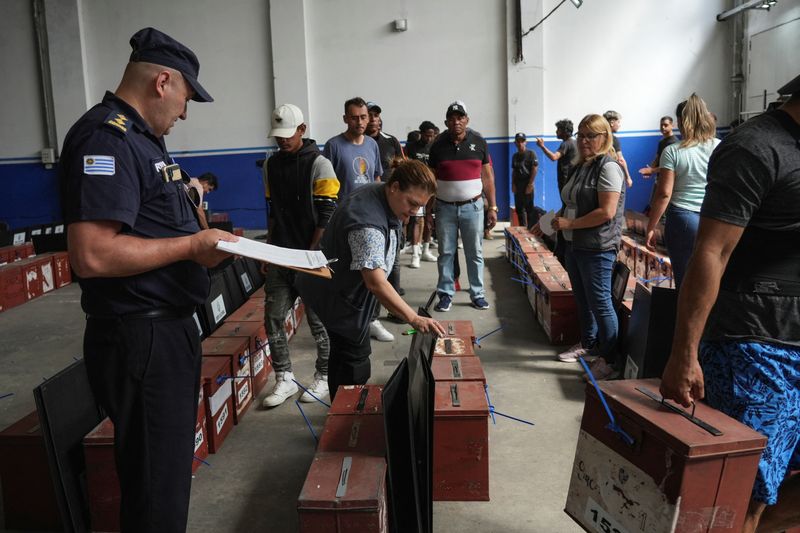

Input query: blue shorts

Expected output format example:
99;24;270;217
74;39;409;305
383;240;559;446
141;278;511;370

700;340;800;505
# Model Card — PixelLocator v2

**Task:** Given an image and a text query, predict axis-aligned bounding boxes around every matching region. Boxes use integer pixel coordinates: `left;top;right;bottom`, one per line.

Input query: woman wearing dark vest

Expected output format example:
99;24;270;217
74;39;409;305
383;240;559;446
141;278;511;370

535;114;626;380
297;159;445;399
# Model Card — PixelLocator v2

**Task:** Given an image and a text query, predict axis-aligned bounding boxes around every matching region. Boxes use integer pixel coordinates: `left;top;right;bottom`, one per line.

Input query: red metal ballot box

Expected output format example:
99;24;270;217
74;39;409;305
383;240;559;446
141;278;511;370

328;385;383;416
202;336;253;424
565;379;767;533
431;356;486;386
193;388;209;473
39;251;72;288
201;357;235;453
0;263;27;312
440;319;475;340
318;414;386;457
225;297;265;322
535;270;580;345
0;411;62;530
16;256;44;300
84;418;119;533
433;380;490;501
432;335;477;357
297;452;388;533
210;320;272;397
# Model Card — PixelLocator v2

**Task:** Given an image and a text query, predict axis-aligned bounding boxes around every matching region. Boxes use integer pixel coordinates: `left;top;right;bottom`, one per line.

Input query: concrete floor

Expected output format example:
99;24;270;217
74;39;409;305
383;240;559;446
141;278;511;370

0;224;586;533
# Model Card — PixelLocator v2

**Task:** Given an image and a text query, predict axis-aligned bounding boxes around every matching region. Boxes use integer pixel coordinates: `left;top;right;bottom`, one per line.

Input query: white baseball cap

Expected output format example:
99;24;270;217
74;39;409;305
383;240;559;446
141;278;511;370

269;104;304;138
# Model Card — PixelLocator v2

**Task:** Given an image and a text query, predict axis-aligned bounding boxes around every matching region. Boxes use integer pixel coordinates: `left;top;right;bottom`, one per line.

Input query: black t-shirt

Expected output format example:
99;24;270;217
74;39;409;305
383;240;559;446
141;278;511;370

701;110;800;346
655;135;679;164
407;141;431;165
511;149;538;185
60;92;209;315
557;138;577;192
372;131;403;180
612;135;621;153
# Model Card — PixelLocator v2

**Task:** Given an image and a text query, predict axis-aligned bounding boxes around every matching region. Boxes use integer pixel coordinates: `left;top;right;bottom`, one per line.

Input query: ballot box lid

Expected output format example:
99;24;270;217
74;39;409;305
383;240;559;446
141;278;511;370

434;381;489;417
591;379;767;458
297;452;386;511
329;385;383;416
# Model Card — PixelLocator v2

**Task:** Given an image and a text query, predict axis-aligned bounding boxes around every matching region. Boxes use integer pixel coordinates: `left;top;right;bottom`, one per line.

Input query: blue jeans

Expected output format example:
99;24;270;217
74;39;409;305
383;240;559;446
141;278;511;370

435;198;484;299
664;204;700;289
564;244;618;363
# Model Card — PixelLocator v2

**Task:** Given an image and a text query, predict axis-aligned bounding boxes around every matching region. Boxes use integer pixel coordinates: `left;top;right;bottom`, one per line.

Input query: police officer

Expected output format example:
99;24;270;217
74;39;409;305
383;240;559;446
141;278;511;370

60;28;235;532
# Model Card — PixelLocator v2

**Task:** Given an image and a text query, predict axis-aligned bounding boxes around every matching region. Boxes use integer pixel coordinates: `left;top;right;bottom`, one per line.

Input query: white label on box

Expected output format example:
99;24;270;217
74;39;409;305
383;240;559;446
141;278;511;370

194;427;204;452
193;312;203;337
54;224;64;234
624;356;639;380
240;272;253;293
41;263;54;292
31;229;42;236
215;403;229;435
13;233;25;245
45;227;53;235
211;294;227;324
253;350;265;375
208;379;233;416
565;430;678;533
237;380;250;405
584;497;631;533
237;364;249;378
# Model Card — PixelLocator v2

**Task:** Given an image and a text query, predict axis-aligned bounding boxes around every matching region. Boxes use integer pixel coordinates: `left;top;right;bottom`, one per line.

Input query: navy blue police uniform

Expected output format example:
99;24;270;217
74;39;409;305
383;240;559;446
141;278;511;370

60;27;213;533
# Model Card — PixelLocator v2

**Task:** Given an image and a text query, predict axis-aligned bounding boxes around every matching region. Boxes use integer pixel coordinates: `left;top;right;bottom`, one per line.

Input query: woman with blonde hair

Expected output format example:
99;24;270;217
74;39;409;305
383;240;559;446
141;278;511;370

645;93;720;287
534;114;626;380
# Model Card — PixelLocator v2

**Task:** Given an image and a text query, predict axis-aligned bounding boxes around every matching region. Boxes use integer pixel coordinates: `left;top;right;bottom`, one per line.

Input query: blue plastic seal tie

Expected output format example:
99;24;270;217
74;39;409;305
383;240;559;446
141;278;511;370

0;393;13;400
484;385;496;425
475;324;504;347
193;455;212;467
511;276;534;287
292;379;331;408
217;374;255;384
491;409;535;426
295;399;318;443
636;275;673;285
578;356;634;445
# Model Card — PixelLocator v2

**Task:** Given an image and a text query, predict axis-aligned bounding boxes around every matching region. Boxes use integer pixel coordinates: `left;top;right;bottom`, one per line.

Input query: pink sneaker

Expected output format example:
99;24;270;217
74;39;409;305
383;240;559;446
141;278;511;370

557;343;587;363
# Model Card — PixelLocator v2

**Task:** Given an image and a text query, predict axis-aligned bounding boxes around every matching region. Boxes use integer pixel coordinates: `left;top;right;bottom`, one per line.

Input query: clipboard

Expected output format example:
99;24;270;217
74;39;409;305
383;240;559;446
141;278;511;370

216;238;333;279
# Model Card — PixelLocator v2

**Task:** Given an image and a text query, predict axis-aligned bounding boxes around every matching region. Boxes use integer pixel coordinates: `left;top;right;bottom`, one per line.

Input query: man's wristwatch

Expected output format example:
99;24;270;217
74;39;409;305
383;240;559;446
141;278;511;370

488;206;498;212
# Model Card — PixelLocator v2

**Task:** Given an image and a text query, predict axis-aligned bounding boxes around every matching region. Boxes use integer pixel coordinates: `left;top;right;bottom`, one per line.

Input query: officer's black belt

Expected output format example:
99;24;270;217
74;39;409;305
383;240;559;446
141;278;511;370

87;306;195;322
436;194;482;207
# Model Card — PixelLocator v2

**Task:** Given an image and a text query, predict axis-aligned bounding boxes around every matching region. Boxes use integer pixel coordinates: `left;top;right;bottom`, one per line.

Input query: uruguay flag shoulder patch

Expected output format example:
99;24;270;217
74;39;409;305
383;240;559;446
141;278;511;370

83;155;115;176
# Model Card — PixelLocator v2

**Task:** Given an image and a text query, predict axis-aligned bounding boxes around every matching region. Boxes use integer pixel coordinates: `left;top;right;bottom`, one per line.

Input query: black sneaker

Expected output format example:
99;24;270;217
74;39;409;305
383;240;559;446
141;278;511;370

434;293;452;312
471;297;490;310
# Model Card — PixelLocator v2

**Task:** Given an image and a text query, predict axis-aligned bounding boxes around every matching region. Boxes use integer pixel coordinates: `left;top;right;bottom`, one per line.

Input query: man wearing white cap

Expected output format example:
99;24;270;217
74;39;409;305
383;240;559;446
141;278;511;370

261;104;340;407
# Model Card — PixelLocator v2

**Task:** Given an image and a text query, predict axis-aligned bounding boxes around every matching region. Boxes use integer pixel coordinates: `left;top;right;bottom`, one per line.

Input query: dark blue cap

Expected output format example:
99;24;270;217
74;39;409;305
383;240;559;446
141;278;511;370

129;27;213;103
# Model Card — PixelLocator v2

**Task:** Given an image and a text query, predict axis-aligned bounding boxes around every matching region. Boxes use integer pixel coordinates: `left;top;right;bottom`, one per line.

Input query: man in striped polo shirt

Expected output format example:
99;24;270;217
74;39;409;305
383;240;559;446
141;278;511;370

428;101;497;311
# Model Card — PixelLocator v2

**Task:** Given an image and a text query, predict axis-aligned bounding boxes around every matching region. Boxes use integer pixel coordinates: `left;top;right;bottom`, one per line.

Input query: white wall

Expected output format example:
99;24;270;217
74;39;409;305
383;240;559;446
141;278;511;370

302;0;508;143
744;1;800;112
0;0;46;159
539;0;731;134
77;0;274;154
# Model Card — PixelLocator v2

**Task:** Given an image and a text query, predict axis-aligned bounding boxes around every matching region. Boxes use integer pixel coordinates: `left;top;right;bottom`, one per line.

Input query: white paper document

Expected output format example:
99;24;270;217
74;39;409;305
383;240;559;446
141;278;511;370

538;210;557;236
216;237;330;270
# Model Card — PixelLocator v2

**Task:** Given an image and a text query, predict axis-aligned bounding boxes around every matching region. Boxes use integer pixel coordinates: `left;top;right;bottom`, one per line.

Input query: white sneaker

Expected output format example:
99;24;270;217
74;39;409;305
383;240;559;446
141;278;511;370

410;245;421;269
557;343;588;363
299;372;329;403
262;371;299;407
421;243;437;262
402;242;413;254
370;319;394;342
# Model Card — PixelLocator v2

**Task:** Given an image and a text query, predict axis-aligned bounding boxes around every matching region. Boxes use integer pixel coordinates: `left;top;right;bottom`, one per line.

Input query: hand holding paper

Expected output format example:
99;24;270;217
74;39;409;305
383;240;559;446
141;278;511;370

216;237;331;277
